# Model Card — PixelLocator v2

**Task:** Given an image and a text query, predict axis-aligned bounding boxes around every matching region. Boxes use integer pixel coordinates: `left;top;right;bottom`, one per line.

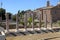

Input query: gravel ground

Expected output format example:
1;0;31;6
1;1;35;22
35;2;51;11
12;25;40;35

6;32;60;40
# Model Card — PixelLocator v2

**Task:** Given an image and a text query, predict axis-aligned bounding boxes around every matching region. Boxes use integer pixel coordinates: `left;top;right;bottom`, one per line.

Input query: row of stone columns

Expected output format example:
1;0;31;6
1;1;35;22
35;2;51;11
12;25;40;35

44;13;52;29
5;13;52;33
5;13;19;32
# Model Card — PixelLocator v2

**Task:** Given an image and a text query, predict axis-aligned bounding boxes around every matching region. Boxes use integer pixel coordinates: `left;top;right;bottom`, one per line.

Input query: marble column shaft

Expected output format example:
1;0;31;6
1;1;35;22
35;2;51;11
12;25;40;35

45;14;47;28
50;17;52;28
32;14;34;30
39;13;41;29
16;14;19;31
24;13;27;31
5;13;9;32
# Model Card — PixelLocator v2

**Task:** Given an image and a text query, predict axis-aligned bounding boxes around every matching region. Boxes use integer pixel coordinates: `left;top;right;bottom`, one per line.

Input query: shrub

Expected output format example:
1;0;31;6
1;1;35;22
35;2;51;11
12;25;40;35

19;21;24;25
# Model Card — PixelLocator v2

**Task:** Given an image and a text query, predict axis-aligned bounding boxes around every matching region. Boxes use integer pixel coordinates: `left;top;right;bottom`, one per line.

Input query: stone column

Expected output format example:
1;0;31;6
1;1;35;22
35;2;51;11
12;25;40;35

16;14;19;32
5;13;9;33
39;13;41;29
45;13;47;28
32;13;34;31
24;13;27;31
0;16;2;26
50;17;52;29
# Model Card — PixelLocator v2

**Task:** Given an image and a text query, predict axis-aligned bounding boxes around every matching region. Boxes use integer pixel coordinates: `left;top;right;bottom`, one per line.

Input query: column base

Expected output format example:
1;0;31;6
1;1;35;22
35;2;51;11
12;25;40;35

23;29;27;32
15;29;20;32
41;27;47;30
30;28;34;31
5;30;10;33
37;28;40;30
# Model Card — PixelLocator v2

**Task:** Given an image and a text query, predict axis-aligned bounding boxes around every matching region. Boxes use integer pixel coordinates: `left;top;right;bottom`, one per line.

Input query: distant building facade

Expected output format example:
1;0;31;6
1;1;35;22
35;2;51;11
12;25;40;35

36;0;60;22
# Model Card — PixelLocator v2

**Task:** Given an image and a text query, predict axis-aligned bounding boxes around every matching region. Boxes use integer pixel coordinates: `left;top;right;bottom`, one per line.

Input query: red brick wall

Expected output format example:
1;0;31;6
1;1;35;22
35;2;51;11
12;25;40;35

51;9;60;22
43;9;51;23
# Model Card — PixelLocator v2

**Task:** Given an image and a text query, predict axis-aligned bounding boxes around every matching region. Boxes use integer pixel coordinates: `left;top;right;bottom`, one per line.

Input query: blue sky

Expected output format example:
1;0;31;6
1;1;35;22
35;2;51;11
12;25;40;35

0;0;59;14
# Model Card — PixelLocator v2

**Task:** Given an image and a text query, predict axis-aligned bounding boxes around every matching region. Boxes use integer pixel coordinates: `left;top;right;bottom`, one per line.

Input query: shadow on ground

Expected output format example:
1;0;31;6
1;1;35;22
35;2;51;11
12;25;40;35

6;28;60;37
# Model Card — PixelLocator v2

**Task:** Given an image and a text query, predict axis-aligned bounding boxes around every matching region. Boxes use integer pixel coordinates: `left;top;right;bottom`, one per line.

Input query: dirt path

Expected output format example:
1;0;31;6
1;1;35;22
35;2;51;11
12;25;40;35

6;32;60;40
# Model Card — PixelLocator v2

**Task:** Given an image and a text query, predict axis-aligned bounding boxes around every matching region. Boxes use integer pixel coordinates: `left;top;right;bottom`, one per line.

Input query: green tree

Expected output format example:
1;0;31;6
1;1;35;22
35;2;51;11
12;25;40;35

18;10;25;16
7;12;12;19
28;17;32;25
21;10;25;15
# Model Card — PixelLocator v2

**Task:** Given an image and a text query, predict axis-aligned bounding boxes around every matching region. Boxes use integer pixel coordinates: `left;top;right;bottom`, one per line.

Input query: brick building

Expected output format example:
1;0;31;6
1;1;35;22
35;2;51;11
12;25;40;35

36;0;60;23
